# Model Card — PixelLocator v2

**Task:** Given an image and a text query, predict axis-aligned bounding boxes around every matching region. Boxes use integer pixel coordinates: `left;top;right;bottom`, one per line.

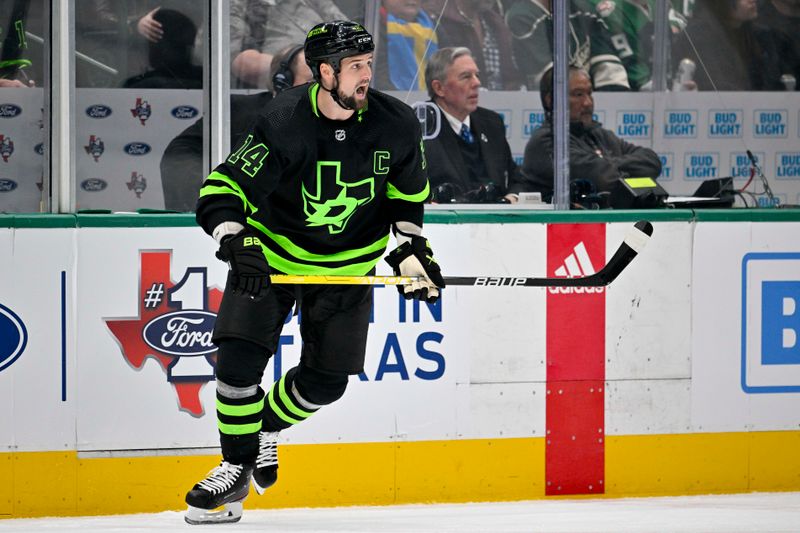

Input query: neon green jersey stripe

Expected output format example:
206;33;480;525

248;219;389;263
216;397;264;417
217;420;262;435
267;383;302;425
386;181;430;202
278;376;314;419
266;250;383;276
201;171;258;213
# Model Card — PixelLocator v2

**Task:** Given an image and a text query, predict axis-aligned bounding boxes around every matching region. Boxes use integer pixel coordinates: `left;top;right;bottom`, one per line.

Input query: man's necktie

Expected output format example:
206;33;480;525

460;123;474;144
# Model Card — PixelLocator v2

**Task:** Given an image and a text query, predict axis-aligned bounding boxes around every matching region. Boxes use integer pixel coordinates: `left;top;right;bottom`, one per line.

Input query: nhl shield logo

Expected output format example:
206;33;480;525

335;129;346;141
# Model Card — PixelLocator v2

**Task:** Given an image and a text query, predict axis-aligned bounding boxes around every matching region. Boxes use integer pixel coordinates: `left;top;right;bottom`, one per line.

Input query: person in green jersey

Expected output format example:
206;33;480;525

184;20;445;525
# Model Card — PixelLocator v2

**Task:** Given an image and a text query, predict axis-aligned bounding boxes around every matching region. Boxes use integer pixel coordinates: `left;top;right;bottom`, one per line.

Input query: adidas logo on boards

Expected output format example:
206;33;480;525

549;241;605;294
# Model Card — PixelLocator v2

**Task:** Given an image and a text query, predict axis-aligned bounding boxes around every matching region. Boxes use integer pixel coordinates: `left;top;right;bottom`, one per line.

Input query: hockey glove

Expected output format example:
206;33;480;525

385;236;445;303
216;229;271;301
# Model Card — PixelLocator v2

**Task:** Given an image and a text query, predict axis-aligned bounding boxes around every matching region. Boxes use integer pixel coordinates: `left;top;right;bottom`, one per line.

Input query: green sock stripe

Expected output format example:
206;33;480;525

278;375;315;420
216;396;264;417
217;420;262;435
267;382;303;425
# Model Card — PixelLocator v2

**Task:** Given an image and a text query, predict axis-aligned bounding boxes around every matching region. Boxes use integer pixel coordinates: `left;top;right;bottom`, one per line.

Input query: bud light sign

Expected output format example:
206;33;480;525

523;109;545;137
664;110;697;138
616;111;651;139
775;152;800;179
0;303;27;372
753;110;787;138
741;253;800;393
683;152;719;179
730;152;763;179
708;110;742;138
658;152;673;180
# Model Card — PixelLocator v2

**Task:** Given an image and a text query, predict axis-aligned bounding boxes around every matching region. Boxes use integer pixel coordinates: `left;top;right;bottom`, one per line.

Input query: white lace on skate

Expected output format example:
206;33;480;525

197;461;245;494
256;431;278;469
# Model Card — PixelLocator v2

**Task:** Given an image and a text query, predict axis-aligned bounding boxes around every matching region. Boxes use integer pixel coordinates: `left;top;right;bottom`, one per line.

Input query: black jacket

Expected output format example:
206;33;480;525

509;119;661;201
423;105;520;196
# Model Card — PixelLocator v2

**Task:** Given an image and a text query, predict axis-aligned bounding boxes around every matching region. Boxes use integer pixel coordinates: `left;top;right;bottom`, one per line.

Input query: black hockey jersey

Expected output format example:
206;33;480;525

197;83;430;276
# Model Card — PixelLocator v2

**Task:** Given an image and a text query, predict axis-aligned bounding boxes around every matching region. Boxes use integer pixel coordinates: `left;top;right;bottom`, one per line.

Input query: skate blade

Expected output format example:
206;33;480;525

185;501;243;525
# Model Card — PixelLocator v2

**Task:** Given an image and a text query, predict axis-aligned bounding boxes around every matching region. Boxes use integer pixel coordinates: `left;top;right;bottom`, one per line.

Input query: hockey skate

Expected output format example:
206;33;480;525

252;431;279;495
185;461;253;525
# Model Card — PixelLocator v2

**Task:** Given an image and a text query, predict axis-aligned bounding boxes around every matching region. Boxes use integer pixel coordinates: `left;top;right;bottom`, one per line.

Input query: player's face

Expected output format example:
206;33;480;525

437;54;481;120
568;71;594;127
336;53;373;110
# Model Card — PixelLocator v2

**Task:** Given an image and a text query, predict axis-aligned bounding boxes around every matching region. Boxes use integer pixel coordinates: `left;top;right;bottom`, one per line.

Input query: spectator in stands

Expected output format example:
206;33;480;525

504;0;630;91
507;65;660;204
229;0;345;88
160;44;311;211
757;0;800;90
423;0;522;90
122;8;202;89
587;0;688;91
422;47;521;203
671;0;782;91
375;0;438;91
267;43;314;93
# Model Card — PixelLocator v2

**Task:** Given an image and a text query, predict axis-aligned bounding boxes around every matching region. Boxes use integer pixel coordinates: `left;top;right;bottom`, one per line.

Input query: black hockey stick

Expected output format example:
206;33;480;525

270;220;653;288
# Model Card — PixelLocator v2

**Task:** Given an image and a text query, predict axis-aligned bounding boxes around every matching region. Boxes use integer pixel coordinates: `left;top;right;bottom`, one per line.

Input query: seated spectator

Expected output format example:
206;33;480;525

422;47;521;203
504;0;630;90
122;8;202;89
756;0;800;91
375;0;438;91
587;0;688;91
160;44;312;211
508;65;660;204
423;0;522;90
671;0;782;91
267;43;314;93
229;0;345;88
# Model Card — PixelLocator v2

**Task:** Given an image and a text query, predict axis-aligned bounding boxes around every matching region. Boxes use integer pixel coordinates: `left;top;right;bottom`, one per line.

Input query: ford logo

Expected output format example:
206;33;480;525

171;105;199;119
80;178;107;191
0;179;18;192
143;311;217;357
86;104;113;118
0;104;22;118
124;142;151;155
34;143;44;155
0;303;27;372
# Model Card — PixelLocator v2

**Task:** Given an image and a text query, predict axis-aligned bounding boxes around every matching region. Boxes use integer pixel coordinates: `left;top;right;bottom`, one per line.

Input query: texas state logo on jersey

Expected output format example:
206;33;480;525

104;251;223;416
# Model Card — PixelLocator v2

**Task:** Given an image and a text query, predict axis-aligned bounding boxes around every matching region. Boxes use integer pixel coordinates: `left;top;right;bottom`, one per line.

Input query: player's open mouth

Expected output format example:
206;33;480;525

356;85;368;97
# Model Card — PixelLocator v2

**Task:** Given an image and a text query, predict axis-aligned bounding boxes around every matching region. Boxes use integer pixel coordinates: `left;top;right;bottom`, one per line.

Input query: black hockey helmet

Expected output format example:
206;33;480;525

304;20;374;81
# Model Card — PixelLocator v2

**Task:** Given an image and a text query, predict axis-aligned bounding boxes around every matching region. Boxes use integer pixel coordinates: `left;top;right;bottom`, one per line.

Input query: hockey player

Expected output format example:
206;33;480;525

184;20;445;525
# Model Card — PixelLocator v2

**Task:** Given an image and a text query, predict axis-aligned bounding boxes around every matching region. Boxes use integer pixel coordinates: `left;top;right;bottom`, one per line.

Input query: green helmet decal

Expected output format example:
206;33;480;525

302;161;375;234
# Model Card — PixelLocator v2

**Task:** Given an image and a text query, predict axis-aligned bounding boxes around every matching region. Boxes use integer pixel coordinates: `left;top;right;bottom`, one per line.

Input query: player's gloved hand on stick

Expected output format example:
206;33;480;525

216;229;271;301
385;235;445;303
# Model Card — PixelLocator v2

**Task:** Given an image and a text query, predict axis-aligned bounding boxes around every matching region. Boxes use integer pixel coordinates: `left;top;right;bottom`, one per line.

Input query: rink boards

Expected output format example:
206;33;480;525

0;210;799;517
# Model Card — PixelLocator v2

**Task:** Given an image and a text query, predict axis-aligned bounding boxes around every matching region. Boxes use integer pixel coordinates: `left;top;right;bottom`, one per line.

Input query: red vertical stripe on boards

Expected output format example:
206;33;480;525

545;224;606;496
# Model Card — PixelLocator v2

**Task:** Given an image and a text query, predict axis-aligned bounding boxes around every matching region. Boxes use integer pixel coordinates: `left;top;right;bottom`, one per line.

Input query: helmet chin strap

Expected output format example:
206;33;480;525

320;70;354;111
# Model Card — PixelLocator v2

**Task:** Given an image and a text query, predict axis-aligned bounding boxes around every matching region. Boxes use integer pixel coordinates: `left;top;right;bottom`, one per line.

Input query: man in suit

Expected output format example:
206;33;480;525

422;46;520;203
